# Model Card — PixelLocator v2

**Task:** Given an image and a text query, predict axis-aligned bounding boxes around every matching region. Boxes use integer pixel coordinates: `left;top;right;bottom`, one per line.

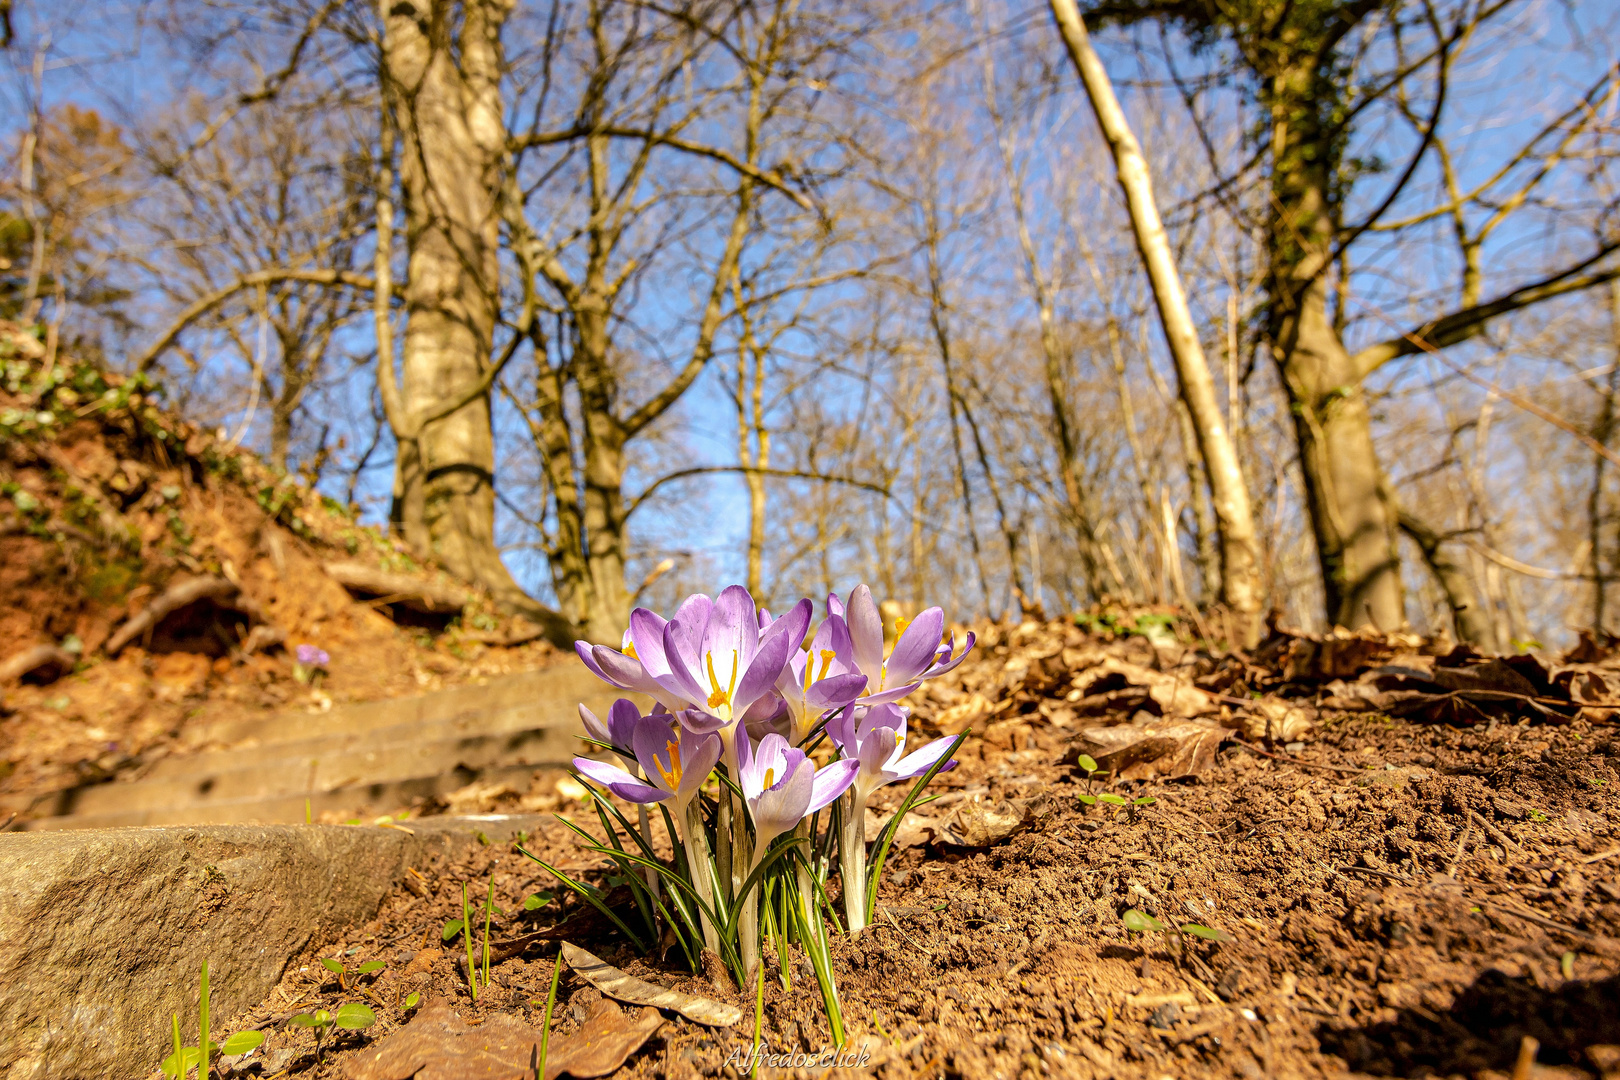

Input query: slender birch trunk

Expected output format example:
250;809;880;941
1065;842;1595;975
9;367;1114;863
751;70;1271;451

1049;0;1265;646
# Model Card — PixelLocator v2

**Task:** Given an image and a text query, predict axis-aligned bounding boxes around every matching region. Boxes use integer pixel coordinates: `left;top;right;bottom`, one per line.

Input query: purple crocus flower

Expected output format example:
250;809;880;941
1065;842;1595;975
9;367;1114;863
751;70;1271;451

573;710;721;822
645;587;811;770
737;732;859;861
828;585;975;705
295;644;329;668
829;701;956;932
827;703;958;803
775;615;869;744
578;698;650;767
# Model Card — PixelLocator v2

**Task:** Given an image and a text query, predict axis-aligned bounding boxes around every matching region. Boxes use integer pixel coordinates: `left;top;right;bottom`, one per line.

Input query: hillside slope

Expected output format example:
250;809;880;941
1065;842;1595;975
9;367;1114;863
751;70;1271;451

0;322;559;807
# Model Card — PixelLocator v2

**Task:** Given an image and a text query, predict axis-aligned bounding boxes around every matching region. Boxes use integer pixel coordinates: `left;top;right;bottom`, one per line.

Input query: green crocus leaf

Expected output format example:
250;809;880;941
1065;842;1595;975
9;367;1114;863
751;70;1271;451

219;1030;265;1056
1122;908;1165;933
159;1047;201;1077
335;1002;377;1030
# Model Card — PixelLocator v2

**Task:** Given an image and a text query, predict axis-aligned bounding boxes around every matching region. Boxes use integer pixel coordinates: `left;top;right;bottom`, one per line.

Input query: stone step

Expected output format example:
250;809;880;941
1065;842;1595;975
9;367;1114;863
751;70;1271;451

141;674;622;783
178;664;614;751
4;664;642;827
35;722;576;818
20;762;562;830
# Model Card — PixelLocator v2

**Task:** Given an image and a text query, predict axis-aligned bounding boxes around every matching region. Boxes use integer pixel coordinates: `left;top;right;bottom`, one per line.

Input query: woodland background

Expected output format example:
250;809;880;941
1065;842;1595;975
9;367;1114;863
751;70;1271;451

3;0;1619;652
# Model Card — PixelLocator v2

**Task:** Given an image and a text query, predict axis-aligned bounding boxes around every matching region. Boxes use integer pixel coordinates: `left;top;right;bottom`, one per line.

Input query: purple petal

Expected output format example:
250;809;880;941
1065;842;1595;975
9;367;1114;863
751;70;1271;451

627;609;671;676
575;641;615;684
606;698;645;750
922;632;977;679
733;628;793;716
825;703;857;752
742;732;789;798
890;736;958;782
857;724;899;778
884;608;944;685
588;646;657;694
807;672;871;715
703;585;759;674
572;756;669;804
845;585;884;677
750;761;814;846
826;592;846;619
858;681;923;706
807;758;859;813
578;703;610;744
659;623;709;705
761;598;813;654
672;592;714;630
676;731;723;803
675;707;728;736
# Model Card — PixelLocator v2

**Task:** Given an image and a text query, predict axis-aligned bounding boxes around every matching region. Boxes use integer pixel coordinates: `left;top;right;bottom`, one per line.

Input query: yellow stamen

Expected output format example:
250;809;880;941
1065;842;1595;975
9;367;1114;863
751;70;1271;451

763;767;776;790
803;659;813;696
654;739;682;790
894;616;910;638
622;640;638;660
705;650;737;710
816;649;836;681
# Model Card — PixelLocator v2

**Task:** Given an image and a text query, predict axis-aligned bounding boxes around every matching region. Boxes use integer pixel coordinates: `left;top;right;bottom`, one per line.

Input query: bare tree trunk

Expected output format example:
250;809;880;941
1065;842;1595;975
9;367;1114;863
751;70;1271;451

1591;280;1620;630
1397;510;1493;648
1263;54;1406;633
1049;0;1265;645
378;0;533;608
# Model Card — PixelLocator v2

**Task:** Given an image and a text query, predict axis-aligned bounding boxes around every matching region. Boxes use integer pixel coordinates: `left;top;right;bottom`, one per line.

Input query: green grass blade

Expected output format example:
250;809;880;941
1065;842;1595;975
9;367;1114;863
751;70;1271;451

515;846;647;952
865;731;969;922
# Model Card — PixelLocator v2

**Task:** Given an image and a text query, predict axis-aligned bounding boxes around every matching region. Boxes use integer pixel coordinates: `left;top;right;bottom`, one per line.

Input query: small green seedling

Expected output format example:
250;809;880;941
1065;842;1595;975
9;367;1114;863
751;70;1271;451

403;991;421;1011
318;956;387;991
1121;908;1233;966
159;962;266;1078
291;1002;376;1062
1075;754;1108;792
1078;790;1156;820
523;891;556;912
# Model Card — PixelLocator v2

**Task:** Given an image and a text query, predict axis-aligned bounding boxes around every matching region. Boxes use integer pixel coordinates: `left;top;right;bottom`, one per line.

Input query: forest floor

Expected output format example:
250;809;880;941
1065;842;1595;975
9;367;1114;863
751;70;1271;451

204;621;1620;1080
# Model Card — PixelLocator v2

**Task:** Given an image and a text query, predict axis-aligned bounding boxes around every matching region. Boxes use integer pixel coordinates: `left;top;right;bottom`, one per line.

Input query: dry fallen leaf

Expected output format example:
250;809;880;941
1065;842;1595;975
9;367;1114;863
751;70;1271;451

1071;715;1231;780
343;998;662;1080
1240;698;1315;741
1071;658;1219;718
562;942;742;1027
898;793;1050;848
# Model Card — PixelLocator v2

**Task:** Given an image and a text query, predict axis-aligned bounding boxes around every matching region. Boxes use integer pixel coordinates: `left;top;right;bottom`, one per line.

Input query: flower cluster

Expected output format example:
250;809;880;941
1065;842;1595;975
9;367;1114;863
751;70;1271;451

544;584;973;1033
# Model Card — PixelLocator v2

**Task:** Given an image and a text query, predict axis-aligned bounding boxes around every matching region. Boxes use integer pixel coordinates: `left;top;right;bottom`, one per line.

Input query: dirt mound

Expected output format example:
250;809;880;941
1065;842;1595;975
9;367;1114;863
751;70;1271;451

0;322;558;805
213;634;1620;1080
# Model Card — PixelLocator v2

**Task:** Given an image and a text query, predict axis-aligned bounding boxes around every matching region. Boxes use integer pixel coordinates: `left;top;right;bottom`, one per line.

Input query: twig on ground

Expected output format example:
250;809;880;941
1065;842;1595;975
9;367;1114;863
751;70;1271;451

1468;810;1523;856
1448;816;1474;877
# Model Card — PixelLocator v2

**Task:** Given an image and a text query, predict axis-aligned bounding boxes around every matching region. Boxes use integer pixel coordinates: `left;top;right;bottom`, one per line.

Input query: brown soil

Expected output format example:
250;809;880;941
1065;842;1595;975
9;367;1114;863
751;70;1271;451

208;676;1620;1079
0;322;557;807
